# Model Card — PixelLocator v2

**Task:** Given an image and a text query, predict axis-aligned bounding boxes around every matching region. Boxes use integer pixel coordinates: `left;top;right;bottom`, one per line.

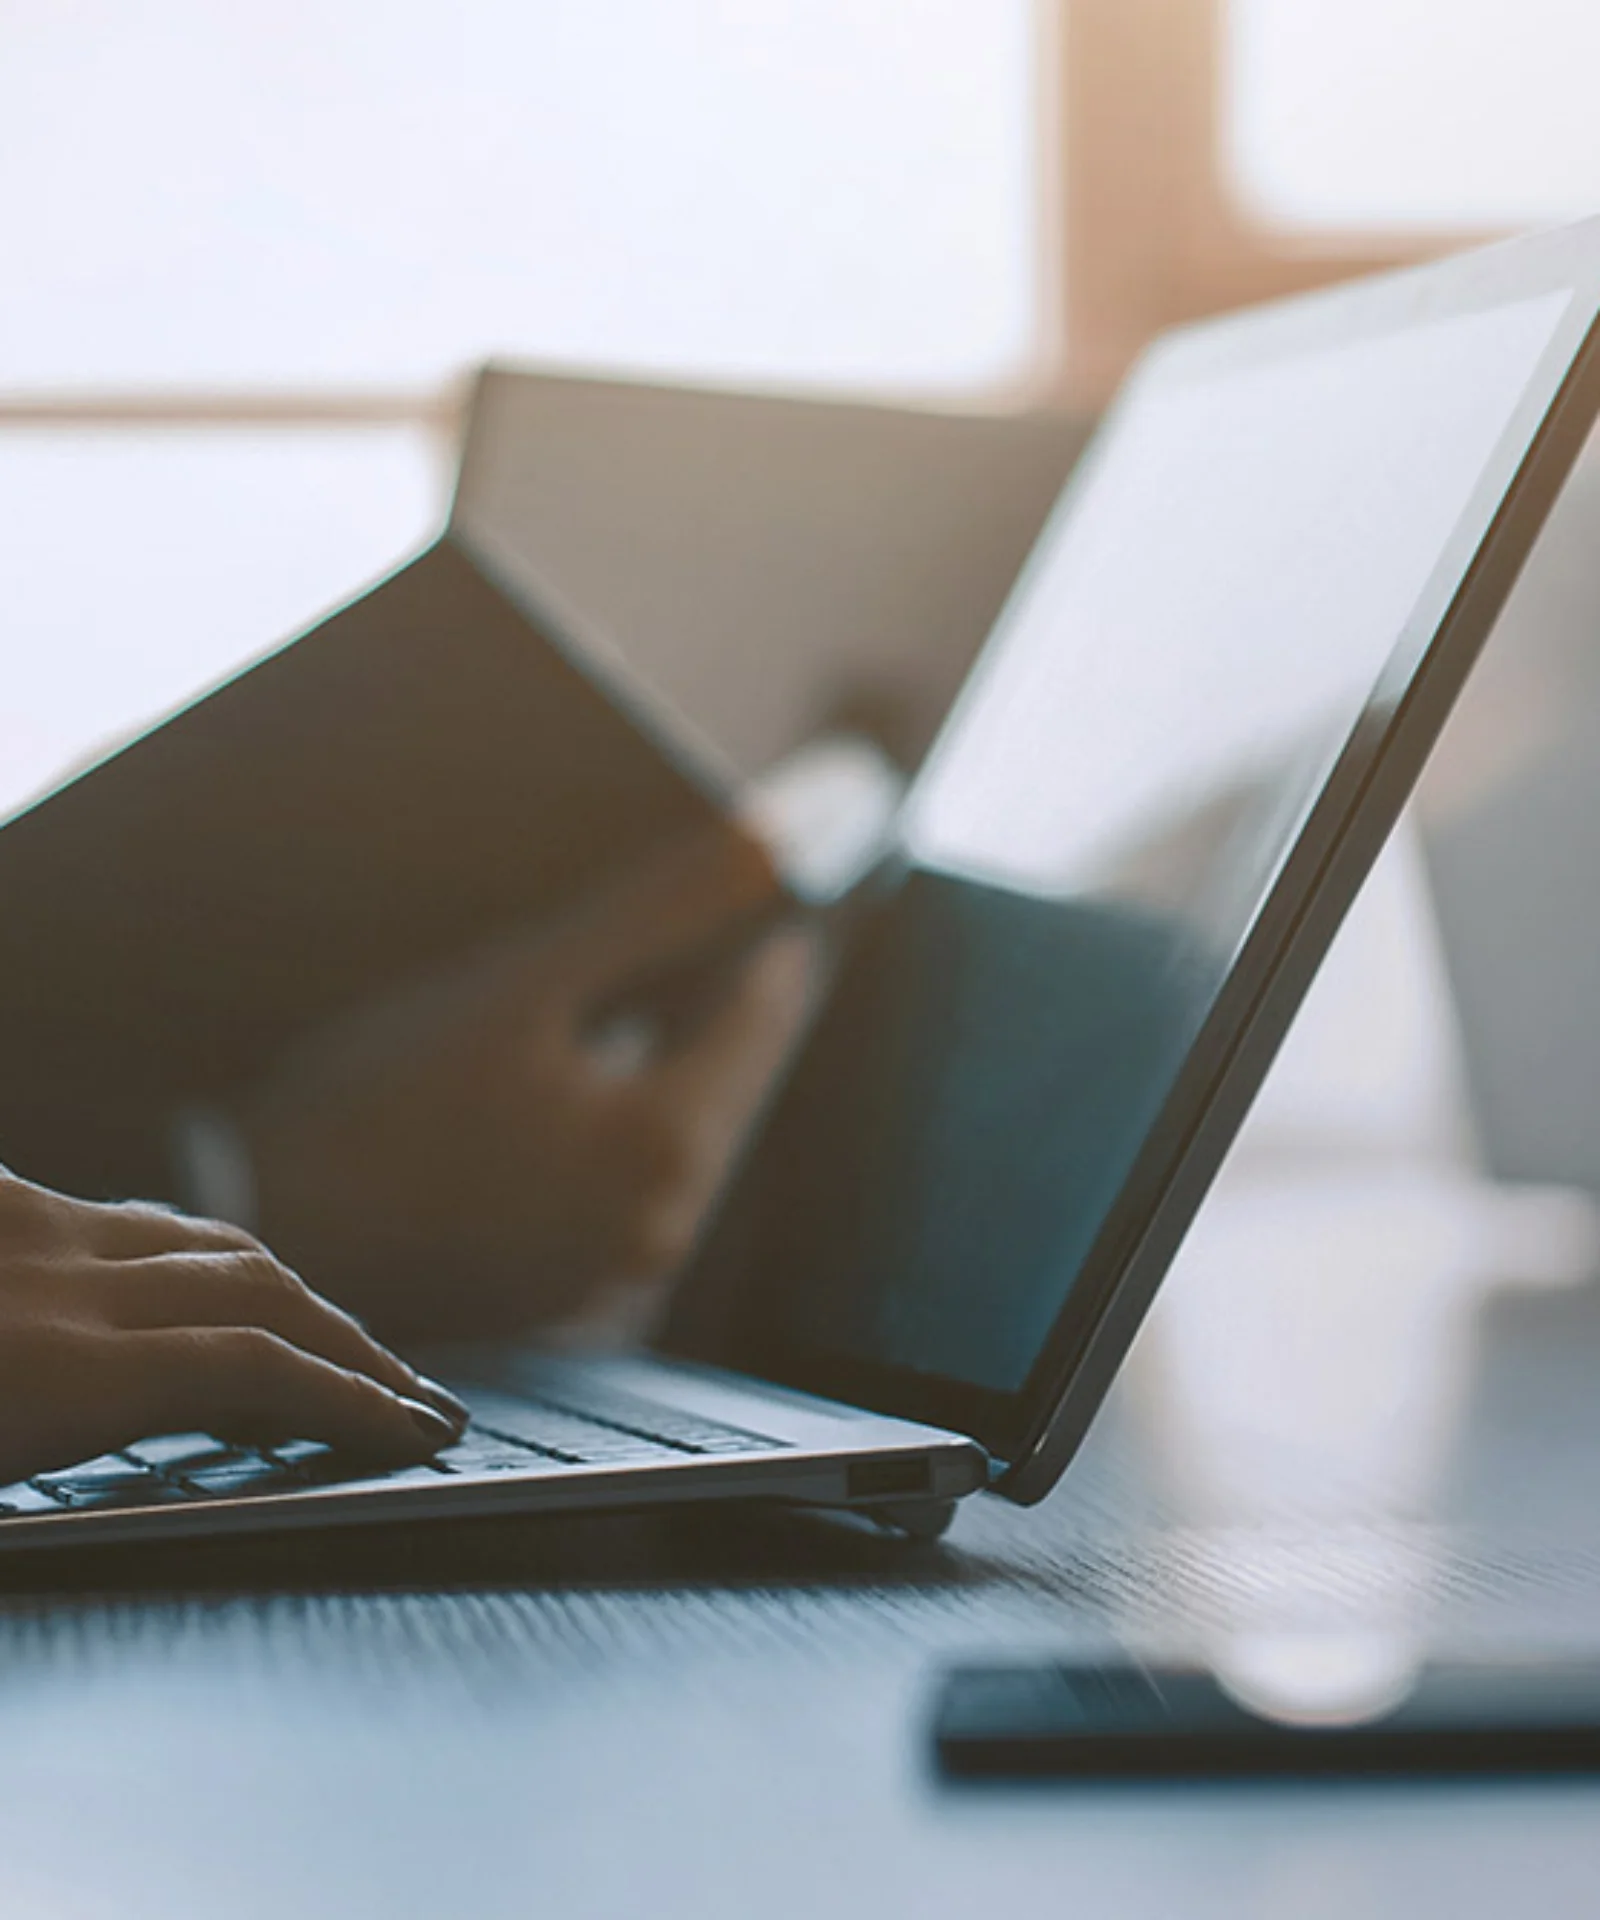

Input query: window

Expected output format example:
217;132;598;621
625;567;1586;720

1053;0;1545;403
1230;0;1600;230
9;0;1595;813
0;428;439;809
1;1;1043;816
3;0;1040;395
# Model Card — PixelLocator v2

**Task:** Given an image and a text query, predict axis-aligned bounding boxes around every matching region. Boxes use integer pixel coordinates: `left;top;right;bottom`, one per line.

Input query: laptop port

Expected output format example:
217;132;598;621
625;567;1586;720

846;1456;932;1500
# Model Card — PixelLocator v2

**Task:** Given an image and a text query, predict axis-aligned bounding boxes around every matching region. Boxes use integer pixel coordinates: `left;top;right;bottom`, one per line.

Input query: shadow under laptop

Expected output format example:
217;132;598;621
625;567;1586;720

0;1490;1005;1606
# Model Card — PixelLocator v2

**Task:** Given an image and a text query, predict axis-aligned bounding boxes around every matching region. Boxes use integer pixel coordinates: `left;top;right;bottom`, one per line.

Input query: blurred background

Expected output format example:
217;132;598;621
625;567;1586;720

9;0;1600;815
7;0;1600;1678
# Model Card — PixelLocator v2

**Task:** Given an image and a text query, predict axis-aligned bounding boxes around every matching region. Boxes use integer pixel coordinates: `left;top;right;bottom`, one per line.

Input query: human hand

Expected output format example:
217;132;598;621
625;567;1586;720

238;825;822;1341
0;1169;466;1488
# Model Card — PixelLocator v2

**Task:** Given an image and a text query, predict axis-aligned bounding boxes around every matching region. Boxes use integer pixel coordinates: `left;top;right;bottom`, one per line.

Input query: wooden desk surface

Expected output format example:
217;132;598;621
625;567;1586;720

5;1281;1600;1920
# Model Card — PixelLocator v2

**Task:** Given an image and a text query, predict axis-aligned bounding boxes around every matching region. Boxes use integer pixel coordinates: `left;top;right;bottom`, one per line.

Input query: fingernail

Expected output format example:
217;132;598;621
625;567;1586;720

401;1399;458;1449
414;1375;470;1423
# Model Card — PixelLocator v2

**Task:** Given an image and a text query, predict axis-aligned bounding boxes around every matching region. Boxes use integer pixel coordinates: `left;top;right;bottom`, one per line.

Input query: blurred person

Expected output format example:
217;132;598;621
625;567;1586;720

0;820;818;1482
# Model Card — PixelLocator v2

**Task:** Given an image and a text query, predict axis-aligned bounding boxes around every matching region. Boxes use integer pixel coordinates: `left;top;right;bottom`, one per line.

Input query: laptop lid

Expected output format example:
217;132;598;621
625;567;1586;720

1421;443;1600;1195
662;220;1600;1502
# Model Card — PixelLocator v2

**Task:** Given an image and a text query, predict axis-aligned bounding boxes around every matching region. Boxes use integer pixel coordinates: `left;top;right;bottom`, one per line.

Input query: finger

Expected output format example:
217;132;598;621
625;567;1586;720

104;1249;468;1428
538;823;782;1009
655;924;823;1115
98;1327;461;1460
0;1176;248;1266
602;928;823;1265
88;1199;257;1261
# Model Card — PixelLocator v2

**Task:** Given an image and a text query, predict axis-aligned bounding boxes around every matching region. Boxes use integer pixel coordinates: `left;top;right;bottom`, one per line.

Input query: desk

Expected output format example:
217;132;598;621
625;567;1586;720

5;1281;1600;1920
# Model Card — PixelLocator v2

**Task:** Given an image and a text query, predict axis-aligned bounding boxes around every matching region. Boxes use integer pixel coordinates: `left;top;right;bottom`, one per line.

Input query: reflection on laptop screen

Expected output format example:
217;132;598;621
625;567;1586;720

670;289;1572;1396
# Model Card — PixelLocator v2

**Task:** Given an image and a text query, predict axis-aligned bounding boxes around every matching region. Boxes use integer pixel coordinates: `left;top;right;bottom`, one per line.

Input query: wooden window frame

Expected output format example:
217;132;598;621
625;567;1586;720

0;2;1499;435
1052;0;1498;407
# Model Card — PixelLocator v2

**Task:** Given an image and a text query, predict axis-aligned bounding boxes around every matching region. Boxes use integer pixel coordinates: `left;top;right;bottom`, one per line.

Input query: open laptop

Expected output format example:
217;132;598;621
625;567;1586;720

5;219;1600;1554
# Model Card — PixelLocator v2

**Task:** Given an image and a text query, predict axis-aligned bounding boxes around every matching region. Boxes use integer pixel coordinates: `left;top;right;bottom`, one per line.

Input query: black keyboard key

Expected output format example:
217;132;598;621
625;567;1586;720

285;1450;453;1491
35;1456;153;1497
181;1458;295;1497
486;1421;675;1465
0;1389;775;1526
436;1437;550;1474
53;1479;188;1511
0;1483;67;1516
515;1386;781;1456
124;1433;231;1471
462;1392;691;1463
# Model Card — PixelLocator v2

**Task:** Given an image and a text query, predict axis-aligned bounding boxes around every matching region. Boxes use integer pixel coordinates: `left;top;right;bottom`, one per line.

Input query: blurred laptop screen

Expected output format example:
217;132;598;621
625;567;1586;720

671;288;1572;1394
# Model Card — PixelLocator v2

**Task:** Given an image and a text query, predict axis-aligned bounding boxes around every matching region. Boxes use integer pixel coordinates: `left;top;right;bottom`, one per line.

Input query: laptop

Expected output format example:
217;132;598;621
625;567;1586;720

1422;441;1600;1195
5;218;1600;1554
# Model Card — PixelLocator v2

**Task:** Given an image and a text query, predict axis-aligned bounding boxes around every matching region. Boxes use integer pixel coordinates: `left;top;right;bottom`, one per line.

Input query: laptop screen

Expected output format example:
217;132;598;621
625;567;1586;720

665;246;1599;1469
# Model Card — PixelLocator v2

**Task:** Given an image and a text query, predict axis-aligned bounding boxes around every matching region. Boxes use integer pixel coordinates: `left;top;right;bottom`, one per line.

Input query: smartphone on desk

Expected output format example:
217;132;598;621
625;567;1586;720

932;1660;1600;1780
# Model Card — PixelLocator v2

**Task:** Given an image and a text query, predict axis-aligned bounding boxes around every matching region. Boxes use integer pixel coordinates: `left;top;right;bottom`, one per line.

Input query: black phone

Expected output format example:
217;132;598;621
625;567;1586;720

931;1660;1600;1780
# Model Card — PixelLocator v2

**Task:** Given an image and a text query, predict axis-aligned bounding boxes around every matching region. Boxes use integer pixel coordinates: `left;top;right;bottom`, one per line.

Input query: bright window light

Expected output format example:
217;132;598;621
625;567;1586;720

0;0;1040;396
0;431;439;818
1228;0;1600;230
1;4;1042;813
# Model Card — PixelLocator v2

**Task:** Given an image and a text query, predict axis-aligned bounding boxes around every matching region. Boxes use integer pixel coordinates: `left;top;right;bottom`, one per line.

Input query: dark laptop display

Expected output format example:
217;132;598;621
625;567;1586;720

667;242;1600;1495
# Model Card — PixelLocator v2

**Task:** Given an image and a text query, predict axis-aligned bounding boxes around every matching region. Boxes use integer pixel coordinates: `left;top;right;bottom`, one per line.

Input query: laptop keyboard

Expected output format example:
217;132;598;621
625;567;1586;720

0;1385;784;1520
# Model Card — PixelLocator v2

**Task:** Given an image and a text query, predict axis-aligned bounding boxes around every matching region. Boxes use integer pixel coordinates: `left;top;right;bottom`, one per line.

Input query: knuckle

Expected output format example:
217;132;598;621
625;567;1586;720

0;1172;52;1248
348;1368;399;1412
114;1199;250;1250
222;1247;301;1301
320;1364;400;1432
189;1212;257;1251
227;1324;292;1390
109;1199;176;1235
